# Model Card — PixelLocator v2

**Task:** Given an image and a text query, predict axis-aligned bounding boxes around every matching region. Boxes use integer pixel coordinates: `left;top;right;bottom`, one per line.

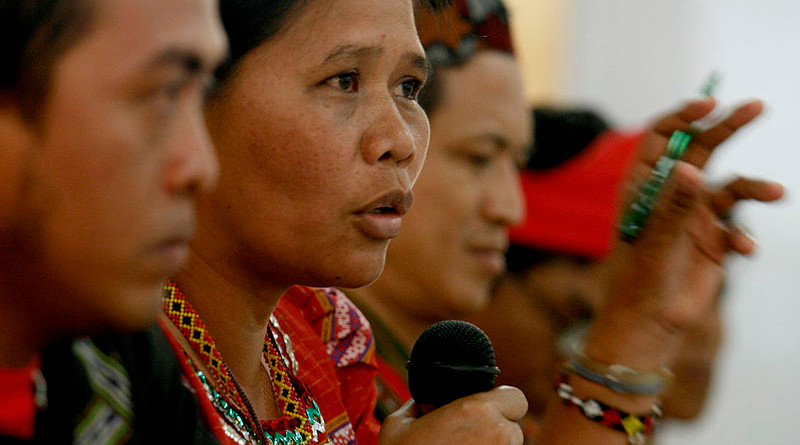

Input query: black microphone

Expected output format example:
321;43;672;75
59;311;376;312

406;320;501;409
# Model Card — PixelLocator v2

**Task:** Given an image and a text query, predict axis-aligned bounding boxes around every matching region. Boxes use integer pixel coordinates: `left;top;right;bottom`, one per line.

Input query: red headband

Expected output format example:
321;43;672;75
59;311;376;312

509;130;644;259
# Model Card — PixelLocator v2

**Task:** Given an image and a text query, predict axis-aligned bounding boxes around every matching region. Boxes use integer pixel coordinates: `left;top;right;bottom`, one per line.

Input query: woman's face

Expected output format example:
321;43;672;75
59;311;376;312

200;0;429;289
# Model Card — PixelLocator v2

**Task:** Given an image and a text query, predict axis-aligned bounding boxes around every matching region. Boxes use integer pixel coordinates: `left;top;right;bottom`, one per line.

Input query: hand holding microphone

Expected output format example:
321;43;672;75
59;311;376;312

378;320;527;445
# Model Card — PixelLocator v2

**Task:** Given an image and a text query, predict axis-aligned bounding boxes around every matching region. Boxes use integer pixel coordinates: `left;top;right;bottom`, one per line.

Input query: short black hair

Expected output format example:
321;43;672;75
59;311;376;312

527;107;611;170
0;0;95;121
505;243;594;276
418;66;445;116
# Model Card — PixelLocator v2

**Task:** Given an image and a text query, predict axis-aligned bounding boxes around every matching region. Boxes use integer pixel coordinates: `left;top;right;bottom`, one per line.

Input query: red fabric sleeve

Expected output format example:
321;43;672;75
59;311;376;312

276;286;380;445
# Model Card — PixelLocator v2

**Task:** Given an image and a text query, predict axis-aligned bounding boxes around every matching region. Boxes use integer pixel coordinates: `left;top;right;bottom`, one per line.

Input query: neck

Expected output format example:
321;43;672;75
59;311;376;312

348;281;433;355
0;299;40;367
172;247;285;418
0;254;50;367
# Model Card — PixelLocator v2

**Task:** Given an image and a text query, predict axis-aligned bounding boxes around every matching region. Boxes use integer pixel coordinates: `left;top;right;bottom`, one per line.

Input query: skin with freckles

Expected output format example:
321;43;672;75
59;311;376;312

196;0;430;294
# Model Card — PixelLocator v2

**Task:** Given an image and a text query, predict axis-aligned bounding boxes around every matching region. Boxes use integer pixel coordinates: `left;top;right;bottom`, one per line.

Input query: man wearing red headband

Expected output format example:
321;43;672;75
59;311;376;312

467;108;727;442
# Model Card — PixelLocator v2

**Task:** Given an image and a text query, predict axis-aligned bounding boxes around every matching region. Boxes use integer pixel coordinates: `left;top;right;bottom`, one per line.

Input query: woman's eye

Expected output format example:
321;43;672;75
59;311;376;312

325;72;359;93
397;78;422;101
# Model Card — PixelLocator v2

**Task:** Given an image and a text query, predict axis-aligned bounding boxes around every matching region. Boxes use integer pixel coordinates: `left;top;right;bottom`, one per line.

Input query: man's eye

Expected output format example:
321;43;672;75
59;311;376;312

325;72;359;92
465;153;491;168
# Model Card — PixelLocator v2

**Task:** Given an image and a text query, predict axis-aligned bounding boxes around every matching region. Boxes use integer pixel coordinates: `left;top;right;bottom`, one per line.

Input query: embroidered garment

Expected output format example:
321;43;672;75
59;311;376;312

347;304;411;423
415;0;514;67
274;286;380;445
162;281;328;445
28;326;217;444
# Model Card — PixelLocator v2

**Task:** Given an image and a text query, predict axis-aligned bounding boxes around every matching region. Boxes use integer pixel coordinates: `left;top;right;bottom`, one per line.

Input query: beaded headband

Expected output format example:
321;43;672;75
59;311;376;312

415;0;514;66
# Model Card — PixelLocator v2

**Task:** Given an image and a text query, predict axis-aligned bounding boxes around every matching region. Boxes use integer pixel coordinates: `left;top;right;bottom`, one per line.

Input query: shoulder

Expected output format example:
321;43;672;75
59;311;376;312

39;326;214;444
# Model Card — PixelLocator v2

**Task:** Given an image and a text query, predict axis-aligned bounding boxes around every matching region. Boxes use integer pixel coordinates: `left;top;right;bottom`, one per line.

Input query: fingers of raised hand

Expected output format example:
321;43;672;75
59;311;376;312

643;99;763;170
710;176;785;217
684;100;764;167
723;223;756;255
708;177;784;255
638;99;717;167
651;98;717;138
631;162;703;255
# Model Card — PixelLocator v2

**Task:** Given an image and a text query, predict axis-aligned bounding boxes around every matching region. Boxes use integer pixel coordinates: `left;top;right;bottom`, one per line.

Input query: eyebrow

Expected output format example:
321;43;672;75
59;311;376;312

324;44;382;64
464;133;532;164
147;47;218;75
323;44;431;78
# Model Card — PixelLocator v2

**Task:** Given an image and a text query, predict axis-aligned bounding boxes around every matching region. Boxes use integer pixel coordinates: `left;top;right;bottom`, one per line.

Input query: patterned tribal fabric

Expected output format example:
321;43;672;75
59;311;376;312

415;0;514;66
162;281;327;445
71;339;133;445
274;286;380;445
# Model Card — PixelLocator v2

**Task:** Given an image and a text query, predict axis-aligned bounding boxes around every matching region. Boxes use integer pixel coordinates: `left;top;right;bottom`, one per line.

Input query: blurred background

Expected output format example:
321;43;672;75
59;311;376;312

504;1;800;444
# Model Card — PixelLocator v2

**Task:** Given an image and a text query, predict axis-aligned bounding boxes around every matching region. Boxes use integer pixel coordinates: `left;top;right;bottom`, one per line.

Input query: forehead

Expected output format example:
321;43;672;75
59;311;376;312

269;0;422;64
432;52;532;151
68;0;224;76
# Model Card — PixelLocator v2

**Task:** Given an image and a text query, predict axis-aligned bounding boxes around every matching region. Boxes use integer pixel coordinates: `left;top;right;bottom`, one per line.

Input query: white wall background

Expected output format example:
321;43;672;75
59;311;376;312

563;1;800;444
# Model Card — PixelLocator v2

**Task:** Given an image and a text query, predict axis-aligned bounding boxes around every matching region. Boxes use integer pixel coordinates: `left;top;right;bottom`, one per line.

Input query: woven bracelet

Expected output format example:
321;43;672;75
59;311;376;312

555;374;662;445
560;325;673;395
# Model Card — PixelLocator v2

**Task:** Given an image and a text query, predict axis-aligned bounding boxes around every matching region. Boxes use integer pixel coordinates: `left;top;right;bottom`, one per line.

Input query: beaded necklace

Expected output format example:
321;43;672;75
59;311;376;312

162;280;327;445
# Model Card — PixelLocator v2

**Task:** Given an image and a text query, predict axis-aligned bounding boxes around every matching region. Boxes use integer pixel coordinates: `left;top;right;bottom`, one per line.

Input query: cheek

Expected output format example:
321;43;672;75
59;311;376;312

408;110;431;185
414;166;475;232
236;96;354;185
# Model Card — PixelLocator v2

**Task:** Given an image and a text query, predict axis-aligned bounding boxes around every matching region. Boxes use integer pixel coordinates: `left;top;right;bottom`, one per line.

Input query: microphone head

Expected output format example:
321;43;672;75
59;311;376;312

407;320;501;407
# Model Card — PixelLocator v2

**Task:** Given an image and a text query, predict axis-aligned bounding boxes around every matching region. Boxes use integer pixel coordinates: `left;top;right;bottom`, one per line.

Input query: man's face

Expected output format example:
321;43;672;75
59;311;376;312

3;0;226;334
381;51;531;319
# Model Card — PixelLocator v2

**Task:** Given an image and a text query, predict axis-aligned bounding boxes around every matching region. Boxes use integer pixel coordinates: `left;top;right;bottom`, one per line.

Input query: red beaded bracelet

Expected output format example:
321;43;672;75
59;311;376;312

555;372;662;445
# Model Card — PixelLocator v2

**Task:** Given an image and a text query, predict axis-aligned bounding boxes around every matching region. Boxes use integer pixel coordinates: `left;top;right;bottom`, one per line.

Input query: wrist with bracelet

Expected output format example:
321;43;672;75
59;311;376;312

555;371;663;445
553;324;673;444
558;324;674;395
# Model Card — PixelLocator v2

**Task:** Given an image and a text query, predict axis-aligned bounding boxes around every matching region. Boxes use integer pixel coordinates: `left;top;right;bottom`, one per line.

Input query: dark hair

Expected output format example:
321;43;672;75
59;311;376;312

211;0;309;95
505;243;594;276
527;107;611;170
0;0;95;121
418;67;444;116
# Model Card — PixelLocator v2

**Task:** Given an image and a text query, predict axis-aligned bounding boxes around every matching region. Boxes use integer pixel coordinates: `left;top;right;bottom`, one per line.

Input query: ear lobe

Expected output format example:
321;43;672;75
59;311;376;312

0;100;34;227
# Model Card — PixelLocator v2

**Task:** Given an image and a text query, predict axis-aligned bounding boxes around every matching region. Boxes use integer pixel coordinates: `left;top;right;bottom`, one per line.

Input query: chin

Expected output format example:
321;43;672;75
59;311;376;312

323;255;386;290
96;281;164;332
454;281;494;314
